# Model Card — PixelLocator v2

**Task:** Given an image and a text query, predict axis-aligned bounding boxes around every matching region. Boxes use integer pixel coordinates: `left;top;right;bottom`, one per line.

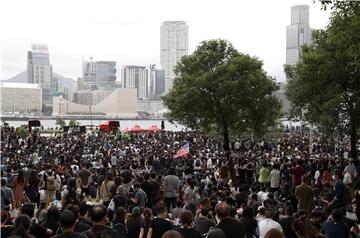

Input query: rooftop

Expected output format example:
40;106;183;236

0;82;40;89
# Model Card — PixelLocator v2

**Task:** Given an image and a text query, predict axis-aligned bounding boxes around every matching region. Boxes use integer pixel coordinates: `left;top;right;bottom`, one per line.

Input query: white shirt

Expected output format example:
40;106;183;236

111;156;117;166
207;158;213;169
270;169;280;188
314;170;321;184
258;218;283;238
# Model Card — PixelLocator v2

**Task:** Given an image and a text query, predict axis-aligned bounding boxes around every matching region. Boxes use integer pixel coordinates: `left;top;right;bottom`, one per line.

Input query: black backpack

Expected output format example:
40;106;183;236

195;159;201;167
64;188;79;206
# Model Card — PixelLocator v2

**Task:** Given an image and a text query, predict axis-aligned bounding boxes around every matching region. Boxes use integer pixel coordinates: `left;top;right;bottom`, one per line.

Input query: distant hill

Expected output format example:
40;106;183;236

53;73;77;95
7;71;28;83
6;71;76;95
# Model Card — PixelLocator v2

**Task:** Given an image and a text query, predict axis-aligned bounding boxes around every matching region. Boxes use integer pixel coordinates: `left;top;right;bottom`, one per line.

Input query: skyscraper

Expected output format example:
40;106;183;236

121;65;148;99
286;5;312;65
160;21;188;92
149;64;165;100
81;57;117;90
27;43;53;106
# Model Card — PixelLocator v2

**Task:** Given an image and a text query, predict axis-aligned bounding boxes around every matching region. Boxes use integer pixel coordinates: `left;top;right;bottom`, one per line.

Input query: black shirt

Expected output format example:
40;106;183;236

30;222;49;238
126;217;143;238
82;225;118;238
215;217;245;238
176;227;202;238
194;217;215;235
1;225;14;238
149;217;172;238
52;232;86;238
240;217;257;238
279;217;297;238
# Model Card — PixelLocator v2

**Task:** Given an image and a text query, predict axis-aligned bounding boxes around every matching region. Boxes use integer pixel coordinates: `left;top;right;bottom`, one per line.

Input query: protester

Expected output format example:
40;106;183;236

1;178;14;211
321;209;349;238
147;206;172;238
13;214;35;238
176;210;201;238
295;175;314;214
82;205;118;238
51;210;86;238
258;209;283;238
194;207;215;236
1;125;360;238
214;202;245;238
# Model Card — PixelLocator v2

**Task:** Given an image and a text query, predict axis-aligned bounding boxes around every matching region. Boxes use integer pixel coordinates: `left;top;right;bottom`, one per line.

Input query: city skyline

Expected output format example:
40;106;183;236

1;0;330;82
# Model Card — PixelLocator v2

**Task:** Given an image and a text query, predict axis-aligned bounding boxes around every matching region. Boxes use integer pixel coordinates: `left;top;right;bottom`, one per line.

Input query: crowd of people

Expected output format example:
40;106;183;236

1;124;360;238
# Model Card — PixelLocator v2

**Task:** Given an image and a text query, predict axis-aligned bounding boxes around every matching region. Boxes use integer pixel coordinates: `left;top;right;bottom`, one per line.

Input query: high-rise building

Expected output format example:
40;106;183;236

27;43;53;106
81;57;117;90
286;5;312;65
149;64;165;99
160;21;188;92
121;65;148;99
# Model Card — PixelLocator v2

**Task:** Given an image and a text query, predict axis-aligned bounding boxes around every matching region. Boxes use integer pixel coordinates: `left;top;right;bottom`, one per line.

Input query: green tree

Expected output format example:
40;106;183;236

68;119;80;127
17;127;27;138
285;2;360;158
163;39;281;151
55;118;66;128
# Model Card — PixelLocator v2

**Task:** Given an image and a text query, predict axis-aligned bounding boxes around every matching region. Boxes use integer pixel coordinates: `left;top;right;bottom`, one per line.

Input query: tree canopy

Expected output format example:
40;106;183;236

163;39;281;151
285;2;360;158
68;119;80;127
55;118;66;128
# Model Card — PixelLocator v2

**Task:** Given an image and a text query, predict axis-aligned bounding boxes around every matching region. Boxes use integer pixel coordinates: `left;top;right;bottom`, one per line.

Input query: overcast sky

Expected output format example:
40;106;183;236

0;0;330;82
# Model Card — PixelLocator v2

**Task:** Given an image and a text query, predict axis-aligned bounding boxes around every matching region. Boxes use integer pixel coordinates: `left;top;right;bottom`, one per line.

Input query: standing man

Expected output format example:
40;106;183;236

52;210;86;238
321;209;349;238
77;163;92;197
270;163;281;193
133;182;148;208
258;209;283;238
292;160;305;190
163;168;180;212
215;202;245;238
83;205;118;238
147;206;172;238
1;178;14;211
328;170;345;212
258;163;270;185
295;175;314;215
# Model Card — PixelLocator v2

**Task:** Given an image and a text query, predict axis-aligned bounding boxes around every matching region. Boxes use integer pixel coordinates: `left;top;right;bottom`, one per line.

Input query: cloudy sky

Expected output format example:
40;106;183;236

1;0;330;82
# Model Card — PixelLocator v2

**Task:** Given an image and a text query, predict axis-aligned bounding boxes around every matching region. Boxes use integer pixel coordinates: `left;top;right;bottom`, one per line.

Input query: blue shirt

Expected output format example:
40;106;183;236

321;220;349;238
334;180;345;202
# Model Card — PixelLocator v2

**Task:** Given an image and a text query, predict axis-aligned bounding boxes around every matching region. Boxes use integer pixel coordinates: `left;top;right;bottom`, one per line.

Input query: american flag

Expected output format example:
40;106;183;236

174;142;190;158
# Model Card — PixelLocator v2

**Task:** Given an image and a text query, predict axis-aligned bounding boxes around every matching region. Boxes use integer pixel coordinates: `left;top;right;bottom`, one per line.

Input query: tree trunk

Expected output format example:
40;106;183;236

223;126;230;154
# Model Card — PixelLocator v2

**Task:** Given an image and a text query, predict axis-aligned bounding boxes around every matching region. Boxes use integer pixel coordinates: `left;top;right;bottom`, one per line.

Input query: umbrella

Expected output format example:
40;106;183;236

130;125;144;133
146;124;163;132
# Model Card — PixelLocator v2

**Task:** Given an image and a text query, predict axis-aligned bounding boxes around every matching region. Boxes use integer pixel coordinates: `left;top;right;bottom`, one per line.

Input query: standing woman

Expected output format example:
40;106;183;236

139;208;152;238
183;178;198;207
12;214;35;238
13;169;26;209
25;170;40;208
100;171;115;207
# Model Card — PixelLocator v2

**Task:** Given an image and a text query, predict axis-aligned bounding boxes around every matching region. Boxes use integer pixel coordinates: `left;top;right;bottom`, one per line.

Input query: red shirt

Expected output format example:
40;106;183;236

292;166;305;187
